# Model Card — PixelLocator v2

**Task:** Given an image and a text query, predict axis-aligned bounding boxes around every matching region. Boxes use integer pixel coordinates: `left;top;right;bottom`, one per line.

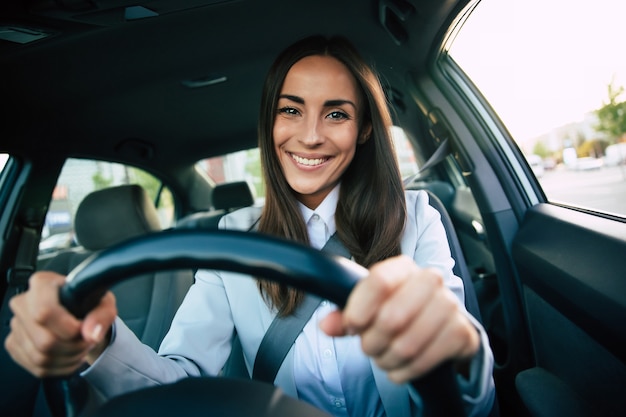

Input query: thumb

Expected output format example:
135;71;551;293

319;310;348;337
80;291;117;345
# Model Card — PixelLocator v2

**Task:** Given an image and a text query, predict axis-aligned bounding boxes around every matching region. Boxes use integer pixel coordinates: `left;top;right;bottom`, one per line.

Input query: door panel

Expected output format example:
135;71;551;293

512;203;626;417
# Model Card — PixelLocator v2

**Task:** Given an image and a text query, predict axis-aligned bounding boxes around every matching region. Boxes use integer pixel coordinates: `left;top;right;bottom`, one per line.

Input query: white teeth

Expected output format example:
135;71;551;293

291;154;327;166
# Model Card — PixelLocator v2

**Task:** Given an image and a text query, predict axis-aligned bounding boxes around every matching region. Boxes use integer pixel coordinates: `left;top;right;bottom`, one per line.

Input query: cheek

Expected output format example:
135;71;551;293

338;127;360;154
272;121;289;148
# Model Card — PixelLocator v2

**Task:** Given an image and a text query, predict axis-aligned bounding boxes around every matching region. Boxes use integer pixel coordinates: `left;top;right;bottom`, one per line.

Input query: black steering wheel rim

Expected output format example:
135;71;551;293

61;229;365;318
52;229;465;417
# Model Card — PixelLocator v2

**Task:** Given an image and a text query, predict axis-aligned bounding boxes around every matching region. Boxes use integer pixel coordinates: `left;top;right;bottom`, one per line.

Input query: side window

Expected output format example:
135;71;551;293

0;154;8;172
391;126;419;180
38;158;174;261
0;154;12;220
198;148;265;203
449;0;626;217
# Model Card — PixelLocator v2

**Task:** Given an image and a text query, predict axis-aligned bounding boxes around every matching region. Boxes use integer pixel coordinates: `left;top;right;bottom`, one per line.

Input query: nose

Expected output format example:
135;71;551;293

299;116;324;147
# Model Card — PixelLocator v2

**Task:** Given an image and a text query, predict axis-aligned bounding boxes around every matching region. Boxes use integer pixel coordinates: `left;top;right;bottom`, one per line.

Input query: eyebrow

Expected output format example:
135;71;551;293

279;94;357;110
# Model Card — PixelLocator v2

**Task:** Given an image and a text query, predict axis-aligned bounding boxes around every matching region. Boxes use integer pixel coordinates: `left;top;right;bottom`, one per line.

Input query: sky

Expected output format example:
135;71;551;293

449;0;626;144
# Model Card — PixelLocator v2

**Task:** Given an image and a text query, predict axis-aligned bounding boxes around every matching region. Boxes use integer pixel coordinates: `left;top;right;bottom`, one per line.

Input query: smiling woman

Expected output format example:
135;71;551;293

2;1;625;416
2;33;496;417
273;54;364;209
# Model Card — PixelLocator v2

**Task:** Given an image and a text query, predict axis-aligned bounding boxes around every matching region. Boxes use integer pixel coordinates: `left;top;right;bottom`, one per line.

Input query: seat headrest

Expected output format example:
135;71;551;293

212;181;254;211
74;184;162;251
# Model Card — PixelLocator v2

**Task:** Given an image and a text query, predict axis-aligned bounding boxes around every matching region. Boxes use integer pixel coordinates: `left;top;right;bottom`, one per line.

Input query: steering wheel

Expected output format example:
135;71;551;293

47;229;465;417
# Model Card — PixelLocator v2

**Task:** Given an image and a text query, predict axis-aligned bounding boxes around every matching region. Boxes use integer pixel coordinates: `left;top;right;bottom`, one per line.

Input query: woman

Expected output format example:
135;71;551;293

6;35;495;416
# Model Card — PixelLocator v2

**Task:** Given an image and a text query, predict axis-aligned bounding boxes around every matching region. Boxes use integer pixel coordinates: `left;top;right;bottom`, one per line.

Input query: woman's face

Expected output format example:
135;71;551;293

273;54;366;209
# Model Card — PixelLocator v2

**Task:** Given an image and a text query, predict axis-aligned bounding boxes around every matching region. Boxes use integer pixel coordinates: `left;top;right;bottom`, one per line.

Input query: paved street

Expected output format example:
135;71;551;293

538;165;626;216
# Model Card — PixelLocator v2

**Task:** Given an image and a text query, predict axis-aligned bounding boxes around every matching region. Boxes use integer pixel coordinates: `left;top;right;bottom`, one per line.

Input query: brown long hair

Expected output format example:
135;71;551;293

257;35;406;315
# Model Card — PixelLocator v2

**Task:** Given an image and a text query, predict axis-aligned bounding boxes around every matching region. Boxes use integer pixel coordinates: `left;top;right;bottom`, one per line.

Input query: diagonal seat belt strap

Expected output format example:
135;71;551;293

252;233;351;383
252;294;321;383
403;137;450;186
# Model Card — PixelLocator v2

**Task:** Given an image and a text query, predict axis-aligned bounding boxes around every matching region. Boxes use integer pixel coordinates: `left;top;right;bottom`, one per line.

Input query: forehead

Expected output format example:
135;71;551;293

281;55;360;101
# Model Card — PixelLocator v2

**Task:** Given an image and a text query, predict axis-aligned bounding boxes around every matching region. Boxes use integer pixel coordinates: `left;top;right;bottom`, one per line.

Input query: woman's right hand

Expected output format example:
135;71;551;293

4;271;117;377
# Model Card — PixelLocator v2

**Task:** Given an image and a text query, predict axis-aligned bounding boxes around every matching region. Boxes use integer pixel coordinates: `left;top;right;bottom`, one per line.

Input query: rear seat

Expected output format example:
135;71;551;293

44;184;195;350
176;181;255;229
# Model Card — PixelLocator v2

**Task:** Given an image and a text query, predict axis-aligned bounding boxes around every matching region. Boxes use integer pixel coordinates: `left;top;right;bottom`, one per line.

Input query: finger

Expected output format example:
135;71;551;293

9;279;88;355
359;267;442;357
6;272;96;377
319;310;345;336
81;291;117;344
13;272;84;342
5;316;53;377
6;316;89;378
342;255;415;333
386;307;480;383
372;284;456;370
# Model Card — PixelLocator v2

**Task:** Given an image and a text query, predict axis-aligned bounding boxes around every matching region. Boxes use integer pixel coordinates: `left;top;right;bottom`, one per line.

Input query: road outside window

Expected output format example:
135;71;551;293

450;0;626;217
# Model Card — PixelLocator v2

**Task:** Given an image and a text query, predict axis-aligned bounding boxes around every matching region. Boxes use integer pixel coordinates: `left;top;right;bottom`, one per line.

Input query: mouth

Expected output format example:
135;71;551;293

290;153;330;167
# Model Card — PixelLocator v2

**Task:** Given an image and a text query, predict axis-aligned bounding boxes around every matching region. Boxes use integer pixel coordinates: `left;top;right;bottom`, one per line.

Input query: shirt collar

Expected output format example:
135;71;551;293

298;184;339;236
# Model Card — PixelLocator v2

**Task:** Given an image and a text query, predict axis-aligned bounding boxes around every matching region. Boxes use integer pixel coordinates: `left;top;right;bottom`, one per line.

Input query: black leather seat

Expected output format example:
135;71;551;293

423;189;500;416
44;184;194;350
423;189;483;323
176;181;255;230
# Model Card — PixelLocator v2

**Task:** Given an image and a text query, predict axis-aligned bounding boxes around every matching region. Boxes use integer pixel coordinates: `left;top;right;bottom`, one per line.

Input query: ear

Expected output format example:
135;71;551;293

358;123;372;144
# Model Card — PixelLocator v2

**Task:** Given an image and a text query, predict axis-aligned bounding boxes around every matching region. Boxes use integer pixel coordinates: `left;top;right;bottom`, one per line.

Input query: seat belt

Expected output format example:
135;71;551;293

5;226;38;295
1;225;38;332
252;233;351;383
403;137;450;186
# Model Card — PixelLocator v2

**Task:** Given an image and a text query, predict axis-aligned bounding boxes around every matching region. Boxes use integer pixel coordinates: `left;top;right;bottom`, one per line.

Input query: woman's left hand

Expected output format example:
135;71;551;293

320;255;480;383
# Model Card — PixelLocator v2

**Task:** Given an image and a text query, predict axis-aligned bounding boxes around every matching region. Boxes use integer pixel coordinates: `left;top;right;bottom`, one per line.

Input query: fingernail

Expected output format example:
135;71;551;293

91;324;103;342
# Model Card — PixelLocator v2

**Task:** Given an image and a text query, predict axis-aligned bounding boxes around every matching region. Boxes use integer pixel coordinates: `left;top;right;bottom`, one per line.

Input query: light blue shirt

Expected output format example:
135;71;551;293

294;185;385;416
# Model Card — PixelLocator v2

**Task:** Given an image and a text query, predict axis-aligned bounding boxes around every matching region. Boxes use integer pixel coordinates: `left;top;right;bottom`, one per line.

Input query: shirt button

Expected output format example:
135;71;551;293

334;400;342;408
311;214;320;221
323;349;332;358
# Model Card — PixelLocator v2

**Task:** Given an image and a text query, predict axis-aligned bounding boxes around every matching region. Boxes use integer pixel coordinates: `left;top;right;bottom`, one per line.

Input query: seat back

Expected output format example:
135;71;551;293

423;190;482;323
176;181;255;229
44;184;194;349
424;190;500;416
212;181;255;211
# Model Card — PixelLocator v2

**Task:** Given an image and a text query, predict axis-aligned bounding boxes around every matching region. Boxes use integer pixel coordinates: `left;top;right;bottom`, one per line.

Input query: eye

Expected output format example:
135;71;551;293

278;106;299;116
327;111;349;120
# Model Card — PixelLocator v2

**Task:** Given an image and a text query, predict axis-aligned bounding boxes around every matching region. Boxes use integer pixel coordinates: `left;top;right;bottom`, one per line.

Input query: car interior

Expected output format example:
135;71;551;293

1;0;625;416
176;181;255;229
43;184;195;351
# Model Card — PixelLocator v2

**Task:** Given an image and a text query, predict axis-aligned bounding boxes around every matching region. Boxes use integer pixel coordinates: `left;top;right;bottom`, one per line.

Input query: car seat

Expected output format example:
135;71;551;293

423;190;483;323
423;190;500;416
176;181;255;229
2;185;195;417
44;184;195;350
